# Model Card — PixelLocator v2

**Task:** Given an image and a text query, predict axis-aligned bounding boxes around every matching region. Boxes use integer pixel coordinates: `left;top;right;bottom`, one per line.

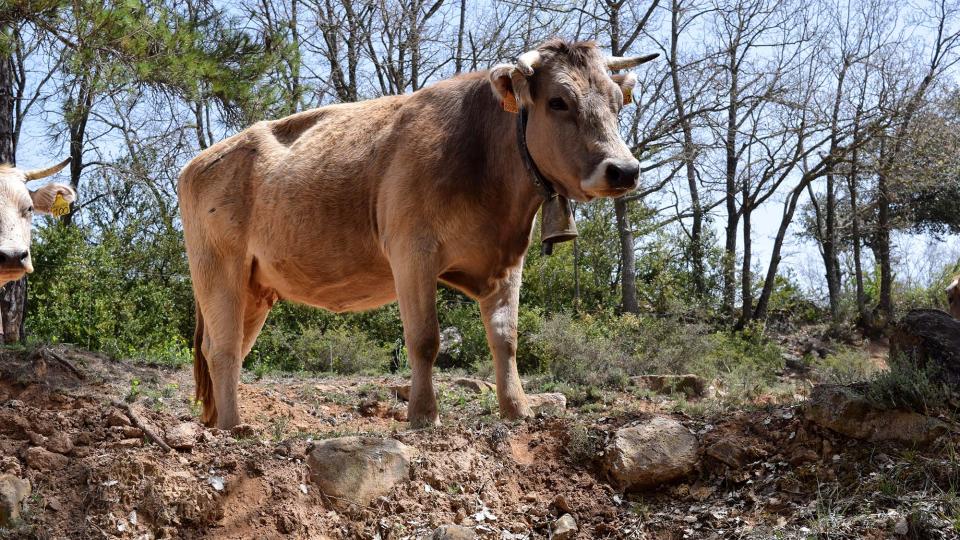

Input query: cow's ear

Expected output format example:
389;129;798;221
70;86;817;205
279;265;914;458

611;73;638;106
489;64;520;113
30;183;76;215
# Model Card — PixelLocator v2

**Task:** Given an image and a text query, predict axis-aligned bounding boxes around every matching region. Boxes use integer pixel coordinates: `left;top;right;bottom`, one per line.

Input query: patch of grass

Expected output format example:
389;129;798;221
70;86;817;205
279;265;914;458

269;415;289;442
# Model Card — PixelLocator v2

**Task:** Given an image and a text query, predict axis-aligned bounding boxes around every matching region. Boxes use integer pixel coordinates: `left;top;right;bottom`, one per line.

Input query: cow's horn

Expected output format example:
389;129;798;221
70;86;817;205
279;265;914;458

606;53;659;70
24;157;71;180
516;50;542;76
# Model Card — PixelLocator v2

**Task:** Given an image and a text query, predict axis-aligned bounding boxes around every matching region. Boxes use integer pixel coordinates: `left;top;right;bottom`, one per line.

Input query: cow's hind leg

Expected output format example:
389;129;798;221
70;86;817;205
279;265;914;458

392;247;441;428
193;257;250;429
480;264;532;420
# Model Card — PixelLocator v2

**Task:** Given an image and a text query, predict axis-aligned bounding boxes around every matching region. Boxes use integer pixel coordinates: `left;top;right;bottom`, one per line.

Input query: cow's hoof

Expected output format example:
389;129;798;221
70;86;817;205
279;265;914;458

408;413;441;430
500;406;534;421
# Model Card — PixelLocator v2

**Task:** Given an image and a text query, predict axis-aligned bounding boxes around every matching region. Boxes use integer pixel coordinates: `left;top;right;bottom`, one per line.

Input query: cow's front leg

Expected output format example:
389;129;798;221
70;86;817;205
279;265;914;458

392;251;441;428
480;264;532;420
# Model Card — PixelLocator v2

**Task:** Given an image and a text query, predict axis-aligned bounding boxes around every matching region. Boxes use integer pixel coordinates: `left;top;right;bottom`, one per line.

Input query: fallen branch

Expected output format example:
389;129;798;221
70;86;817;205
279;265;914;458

111;400;173;453
31;348;85;380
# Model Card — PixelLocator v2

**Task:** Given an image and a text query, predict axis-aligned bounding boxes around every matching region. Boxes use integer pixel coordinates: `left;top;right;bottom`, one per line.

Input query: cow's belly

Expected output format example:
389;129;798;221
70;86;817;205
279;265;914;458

251;235;397;313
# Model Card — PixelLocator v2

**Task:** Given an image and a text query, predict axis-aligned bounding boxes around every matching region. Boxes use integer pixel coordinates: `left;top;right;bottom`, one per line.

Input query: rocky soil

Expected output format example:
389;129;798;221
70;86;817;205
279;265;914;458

0;343;957;539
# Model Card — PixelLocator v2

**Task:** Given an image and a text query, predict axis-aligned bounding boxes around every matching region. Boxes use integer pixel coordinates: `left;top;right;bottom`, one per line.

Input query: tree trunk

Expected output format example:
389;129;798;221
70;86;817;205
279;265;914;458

670;0;704;297
615;197;639;314
722;46;740;319
0;26;26;343
847;112;869;326
754;178;812;321
737;203;752;329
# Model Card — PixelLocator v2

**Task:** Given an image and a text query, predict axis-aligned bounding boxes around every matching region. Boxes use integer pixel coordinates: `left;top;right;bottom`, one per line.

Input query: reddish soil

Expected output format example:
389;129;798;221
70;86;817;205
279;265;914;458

0;345;956;539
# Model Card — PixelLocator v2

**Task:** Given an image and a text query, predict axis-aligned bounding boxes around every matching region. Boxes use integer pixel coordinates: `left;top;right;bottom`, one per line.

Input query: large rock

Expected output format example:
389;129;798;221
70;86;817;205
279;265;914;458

630;374;707;398
890;309;960;389
804;385;949;445
527;393;567;412
306;436;414;508
166;422;203;450
603;416;698;491
0;475;31;526
454;378;496;394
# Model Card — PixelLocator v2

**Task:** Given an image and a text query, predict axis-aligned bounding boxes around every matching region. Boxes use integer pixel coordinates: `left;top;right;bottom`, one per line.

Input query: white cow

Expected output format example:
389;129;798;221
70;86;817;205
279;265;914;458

0;158;75;285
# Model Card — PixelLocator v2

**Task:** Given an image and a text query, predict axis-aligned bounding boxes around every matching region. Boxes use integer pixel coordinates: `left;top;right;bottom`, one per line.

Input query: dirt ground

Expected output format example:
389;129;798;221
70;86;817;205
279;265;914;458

0;345;958;539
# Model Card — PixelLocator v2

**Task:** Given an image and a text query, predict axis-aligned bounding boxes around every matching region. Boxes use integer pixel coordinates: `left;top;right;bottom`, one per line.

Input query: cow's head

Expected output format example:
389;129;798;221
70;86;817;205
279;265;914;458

489;39;657;201
947;275;960;319
0;159;74;284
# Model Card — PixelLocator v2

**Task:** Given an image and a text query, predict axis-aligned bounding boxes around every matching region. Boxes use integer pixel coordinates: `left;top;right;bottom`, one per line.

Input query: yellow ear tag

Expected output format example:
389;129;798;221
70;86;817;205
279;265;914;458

622;86;633;106
51;193;70;218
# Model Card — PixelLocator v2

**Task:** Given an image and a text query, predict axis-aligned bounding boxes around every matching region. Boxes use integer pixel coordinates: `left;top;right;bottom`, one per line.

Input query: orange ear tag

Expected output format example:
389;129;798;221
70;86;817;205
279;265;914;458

622;87;633;106
502;93;519;113
51;193;70;218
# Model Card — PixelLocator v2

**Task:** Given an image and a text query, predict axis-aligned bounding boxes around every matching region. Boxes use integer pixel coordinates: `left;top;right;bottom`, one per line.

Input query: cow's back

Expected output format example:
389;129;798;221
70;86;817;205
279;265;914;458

178;94;414;310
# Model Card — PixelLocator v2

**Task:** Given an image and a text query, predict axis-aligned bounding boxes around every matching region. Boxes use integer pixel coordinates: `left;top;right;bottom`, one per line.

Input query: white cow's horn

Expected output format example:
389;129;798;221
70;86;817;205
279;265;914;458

516;50;542;76
606;53;659;70
24;157;71;180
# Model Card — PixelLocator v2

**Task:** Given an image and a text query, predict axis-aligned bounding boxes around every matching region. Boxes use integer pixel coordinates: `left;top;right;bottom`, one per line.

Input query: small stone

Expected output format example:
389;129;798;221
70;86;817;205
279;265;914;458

894;517;909;536
551;514;577;540
432;524;476;540
230;423;257;439
0;474;31;526
454;378;496;394
166;422;203;450
551;494;572;514
106;409;131;427
389;384;411;402
25;446;69;472
121;426;144;439
110;438;143;449
43;432;73;455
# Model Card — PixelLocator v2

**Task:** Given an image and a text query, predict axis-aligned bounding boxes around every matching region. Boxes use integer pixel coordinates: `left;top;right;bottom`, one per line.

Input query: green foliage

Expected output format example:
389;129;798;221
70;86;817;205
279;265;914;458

250;319;392;375
812;348;879;385
697;324;784;399
28;223;193;365
866;356;951;414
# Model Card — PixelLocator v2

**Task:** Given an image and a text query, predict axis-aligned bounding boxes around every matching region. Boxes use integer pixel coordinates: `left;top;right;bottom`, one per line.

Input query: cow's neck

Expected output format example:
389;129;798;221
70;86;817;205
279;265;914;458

458;75;545;257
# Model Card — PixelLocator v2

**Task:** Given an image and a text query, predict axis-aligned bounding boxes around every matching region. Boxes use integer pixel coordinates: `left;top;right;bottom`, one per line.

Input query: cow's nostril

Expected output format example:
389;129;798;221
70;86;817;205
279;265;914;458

605;160;640;189
17;251;28;262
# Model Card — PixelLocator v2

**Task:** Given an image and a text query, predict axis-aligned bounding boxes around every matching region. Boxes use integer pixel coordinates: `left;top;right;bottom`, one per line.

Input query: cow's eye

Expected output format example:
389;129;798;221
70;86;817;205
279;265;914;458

22;206;32;217
548;98;569;111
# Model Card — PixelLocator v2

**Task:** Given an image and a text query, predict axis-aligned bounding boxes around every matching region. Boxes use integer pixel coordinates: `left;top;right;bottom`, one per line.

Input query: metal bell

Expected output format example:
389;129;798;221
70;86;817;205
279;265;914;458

540;195;578;255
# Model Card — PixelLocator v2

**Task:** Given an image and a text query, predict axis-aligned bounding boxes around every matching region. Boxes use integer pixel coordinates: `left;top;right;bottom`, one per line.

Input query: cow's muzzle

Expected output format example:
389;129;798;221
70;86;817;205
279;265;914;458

604;158;640;190
0;248;32;273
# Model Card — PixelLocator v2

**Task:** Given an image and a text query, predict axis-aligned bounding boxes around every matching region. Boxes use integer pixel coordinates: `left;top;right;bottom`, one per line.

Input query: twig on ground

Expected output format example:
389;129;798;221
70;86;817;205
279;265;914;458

111;400;173;452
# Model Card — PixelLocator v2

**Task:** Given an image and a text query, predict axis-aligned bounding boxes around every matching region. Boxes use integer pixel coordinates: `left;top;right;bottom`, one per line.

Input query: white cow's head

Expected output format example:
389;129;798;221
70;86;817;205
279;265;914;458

0;158;75;284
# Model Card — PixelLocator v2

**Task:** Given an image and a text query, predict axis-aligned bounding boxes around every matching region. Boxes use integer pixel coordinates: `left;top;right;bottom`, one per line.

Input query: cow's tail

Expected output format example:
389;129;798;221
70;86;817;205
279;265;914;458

193;303;217;426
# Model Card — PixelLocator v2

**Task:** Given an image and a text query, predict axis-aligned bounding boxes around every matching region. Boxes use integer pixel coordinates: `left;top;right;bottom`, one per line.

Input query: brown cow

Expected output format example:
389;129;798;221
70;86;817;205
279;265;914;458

947;275;960;319
0;159;75;285
178;39;657;429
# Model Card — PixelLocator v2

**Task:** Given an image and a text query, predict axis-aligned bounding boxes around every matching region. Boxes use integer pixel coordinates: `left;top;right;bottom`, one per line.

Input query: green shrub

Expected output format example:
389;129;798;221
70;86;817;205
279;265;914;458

866;356;951;414
694;324;784;399
249;323;391;374
812;348;879;385
28;223;193;365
